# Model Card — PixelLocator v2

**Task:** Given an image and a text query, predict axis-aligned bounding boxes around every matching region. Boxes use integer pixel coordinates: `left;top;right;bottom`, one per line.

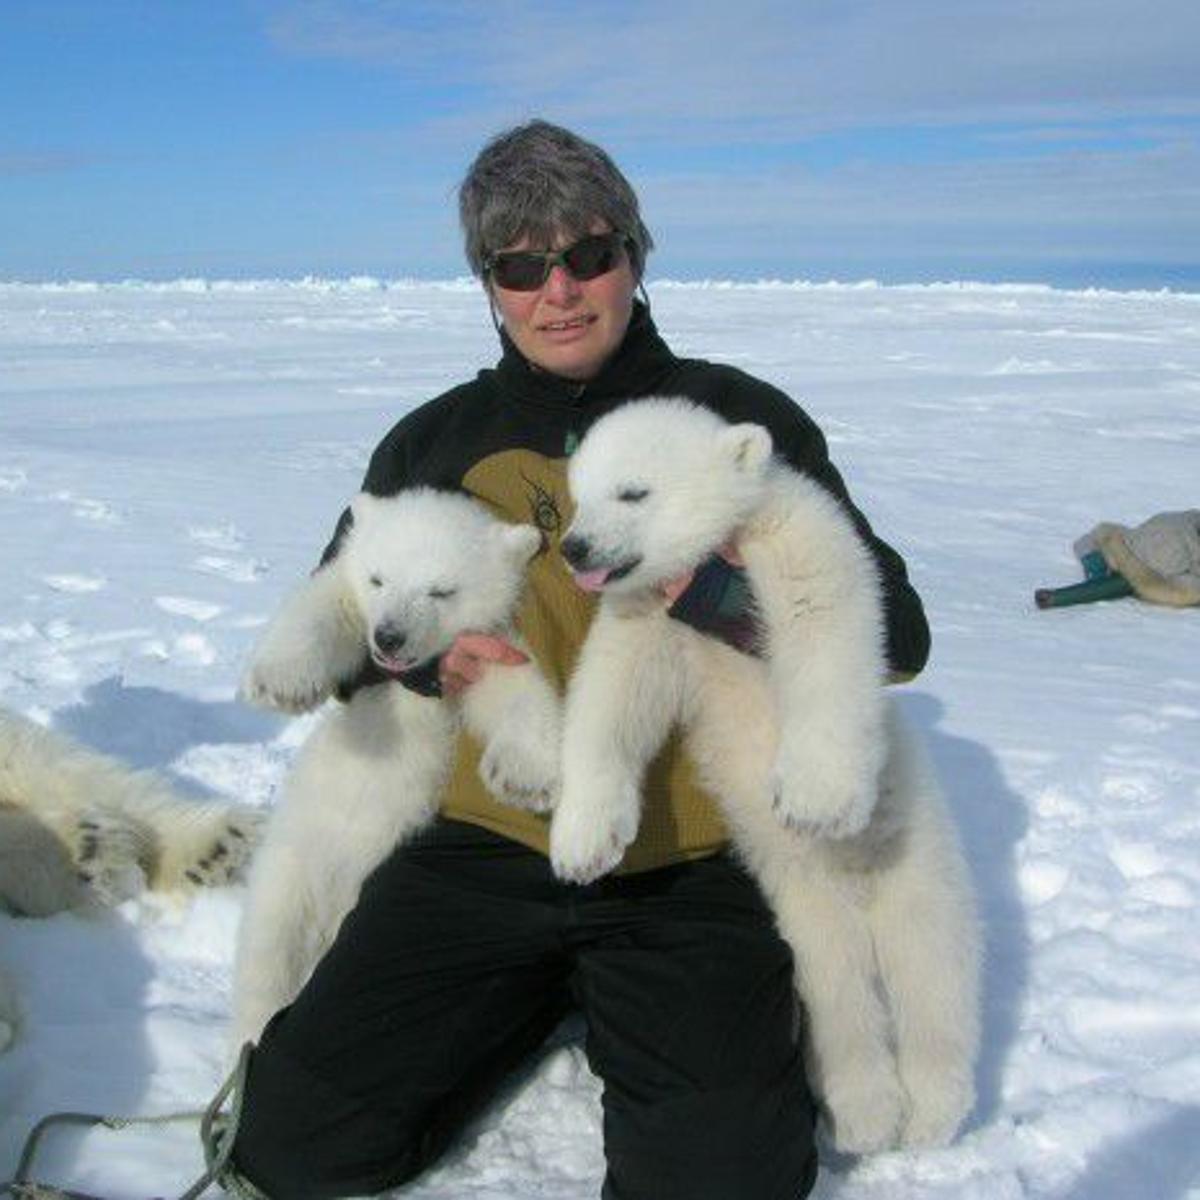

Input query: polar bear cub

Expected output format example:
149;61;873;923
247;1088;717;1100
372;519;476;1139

554;398;980;1152
232;489;560;1048
0;705;263;916
0;705;264;1053
556;398;888;878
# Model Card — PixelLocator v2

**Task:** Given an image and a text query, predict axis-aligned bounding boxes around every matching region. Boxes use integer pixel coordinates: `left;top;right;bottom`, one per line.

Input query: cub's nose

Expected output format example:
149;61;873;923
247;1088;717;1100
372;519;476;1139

560;533;591;570
372;623;408;656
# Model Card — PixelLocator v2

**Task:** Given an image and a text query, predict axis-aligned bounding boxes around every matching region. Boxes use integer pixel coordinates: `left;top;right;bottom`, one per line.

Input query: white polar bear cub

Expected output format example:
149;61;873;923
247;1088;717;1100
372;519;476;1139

554;398;980;1153
0;705;263;916
0;705;264;1053
232;489;560;1049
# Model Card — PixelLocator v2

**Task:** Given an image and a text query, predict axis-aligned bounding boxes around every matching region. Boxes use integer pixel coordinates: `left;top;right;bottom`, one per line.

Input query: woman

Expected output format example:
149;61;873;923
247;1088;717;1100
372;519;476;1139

229;119;930;1199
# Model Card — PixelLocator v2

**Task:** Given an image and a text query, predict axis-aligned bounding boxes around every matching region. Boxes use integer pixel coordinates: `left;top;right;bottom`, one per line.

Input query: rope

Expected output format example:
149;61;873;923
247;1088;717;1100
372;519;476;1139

189;1043;265;1200
0;1043;262;1200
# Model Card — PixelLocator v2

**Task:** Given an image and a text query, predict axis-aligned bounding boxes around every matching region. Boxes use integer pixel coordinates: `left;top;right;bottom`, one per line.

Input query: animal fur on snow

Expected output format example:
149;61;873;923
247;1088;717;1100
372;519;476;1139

1076;509;1200;607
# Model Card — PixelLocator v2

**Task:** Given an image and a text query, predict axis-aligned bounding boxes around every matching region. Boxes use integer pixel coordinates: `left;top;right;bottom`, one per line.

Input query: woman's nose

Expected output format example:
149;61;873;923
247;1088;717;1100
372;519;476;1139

542;262;582;301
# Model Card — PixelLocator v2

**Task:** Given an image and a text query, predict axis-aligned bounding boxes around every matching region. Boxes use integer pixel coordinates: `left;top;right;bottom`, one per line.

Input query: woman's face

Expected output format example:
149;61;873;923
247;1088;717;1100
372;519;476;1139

487;225;637;383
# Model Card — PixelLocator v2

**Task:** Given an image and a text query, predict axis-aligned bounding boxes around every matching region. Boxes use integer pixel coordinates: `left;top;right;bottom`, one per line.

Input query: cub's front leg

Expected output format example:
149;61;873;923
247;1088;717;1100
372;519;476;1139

461;641;563;814
739;473;888;839
241;565;366;714
551;606;682;884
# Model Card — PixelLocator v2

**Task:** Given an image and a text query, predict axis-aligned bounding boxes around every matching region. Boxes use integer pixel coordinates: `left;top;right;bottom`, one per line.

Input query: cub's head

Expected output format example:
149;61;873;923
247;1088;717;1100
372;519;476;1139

562;398;773;594
345;489;541;675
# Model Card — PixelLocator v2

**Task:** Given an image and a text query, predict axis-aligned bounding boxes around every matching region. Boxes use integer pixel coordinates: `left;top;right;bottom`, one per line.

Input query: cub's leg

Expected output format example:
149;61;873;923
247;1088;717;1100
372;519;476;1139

758;849;905;1153
866;717;981;1147
231;688;454;1048
231;836;321;1049
241;566;365;713
739;473;886;839
463;644;562;813
551;607;683;884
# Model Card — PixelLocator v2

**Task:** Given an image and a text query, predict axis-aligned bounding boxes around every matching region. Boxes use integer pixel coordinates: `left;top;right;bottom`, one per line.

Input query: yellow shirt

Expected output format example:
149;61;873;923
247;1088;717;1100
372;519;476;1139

439;448;730;873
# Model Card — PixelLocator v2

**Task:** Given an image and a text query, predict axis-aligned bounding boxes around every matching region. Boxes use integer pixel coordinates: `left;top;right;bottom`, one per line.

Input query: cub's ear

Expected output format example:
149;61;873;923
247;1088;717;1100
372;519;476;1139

497;523;544;564
720;423;773;473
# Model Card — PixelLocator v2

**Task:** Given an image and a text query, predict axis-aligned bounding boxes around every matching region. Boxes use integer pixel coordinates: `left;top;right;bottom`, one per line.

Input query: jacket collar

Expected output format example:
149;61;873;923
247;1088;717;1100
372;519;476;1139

491;301;678;411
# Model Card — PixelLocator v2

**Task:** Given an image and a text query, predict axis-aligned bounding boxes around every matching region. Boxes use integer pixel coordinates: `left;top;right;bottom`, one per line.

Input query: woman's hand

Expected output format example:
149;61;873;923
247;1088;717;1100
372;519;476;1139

660;540;744;603
439;632;529;698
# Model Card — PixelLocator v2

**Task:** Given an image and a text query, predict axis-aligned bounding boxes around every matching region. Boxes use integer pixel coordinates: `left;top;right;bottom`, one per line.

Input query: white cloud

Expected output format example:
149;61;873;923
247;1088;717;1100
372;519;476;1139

640;135;1200;277
262;0;1200;136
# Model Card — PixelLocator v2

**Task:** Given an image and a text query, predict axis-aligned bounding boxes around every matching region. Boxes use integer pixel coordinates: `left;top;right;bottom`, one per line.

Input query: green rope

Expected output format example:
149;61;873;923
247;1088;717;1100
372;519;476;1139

0;1043;263;1200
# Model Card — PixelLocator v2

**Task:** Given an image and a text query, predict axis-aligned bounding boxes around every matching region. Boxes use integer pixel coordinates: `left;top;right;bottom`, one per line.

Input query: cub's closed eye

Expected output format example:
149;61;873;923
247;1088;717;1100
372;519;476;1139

429;586;458;600
368;574;383;588
617;487;650;503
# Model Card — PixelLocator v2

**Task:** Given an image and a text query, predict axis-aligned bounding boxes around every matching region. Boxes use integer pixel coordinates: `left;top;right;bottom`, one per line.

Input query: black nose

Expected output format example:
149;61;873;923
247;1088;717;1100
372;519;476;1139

560;533;590;569
373;623;407;656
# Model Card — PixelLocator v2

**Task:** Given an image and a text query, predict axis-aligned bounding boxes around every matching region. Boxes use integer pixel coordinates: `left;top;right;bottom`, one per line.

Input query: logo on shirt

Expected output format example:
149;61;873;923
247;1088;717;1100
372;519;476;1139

522;471;563;535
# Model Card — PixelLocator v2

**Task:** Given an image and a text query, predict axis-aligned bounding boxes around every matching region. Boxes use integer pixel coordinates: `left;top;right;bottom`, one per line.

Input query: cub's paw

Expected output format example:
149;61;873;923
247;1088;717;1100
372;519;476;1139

771;736;877;840
173;807;265;891
821;1065;905;1155
549;785;639;885
479;727;560;813
240;652;336;714
71;811;146;906
899;1066;974;1148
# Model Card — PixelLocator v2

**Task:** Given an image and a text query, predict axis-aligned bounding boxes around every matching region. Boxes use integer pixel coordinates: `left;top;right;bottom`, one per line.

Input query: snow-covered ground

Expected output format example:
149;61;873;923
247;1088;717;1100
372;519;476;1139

1;278;1198;1198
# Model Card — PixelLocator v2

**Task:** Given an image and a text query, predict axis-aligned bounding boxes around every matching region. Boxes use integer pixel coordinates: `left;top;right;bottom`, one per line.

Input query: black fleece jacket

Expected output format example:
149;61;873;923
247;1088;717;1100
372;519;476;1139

333;301;930;679
319;301;930;869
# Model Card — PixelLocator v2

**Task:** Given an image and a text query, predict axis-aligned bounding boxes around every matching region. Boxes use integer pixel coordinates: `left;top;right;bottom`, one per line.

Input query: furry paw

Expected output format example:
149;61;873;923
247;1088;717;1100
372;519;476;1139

771;734;877;840
479;727;560;813
899;1067;974;1148
549;783;639;884
173;808;265;891
240;652;337;714
820;1066;905;1154
70;811;146;906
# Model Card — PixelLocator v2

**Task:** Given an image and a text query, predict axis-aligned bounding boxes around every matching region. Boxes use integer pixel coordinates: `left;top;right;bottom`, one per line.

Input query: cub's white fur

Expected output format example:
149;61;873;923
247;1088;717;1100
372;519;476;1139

231;489;560;1049
0;704;265;1052
0;706;263;915
553;398;981;1152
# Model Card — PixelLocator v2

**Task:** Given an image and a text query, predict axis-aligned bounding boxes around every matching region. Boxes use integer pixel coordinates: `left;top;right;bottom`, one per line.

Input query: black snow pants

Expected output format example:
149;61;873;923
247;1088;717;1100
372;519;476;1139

230;819;818;1199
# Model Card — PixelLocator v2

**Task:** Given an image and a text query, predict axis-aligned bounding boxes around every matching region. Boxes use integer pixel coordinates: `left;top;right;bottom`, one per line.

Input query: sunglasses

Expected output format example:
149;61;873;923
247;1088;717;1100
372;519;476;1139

484;231;629;292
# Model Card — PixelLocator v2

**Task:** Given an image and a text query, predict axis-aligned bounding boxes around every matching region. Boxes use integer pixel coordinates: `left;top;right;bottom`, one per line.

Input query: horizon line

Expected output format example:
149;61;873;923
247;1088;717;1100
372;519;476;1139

2;273;1199;301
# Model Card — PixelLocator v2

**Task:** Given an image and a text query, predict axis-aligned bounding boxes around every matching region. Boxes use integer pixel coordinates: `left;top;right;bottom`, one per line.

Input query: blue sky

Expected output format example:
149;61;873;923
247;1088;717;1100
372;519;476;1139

3;0;1199;287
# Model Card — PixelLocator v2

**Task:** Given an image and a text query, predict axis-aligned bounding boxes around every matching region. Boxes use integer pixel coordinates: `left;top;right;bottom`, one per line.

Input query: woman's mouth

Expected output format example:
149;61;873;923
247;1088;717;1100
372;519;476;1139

540;314;595;337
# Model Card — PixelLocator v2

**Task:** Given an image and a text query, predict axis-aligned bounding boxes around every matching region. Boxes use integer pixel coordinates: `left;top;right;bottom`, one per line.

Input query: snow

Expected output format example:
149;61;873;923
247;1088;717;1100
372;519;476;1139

1;278;1199;1198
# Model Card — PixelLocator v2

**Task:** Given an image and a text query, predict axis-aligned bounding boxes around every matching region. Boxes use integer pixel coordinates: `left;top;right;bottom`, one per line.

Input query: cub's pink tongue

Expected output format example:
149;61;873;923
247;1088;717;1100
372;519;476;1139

572;567;611;593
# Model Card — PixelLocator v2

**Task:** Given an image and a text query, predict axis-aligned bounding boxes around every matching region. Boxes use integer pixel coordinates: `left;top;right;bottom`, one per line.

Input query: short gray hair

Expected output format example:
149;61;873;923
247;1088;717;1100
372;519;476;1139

458;120;654;280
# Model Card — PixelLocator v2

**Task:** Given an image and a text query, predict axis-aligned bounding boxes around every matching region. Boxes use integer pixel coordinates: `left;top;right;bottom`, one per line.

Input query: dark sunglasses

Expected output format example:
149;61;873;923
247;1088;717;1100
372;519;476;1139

484;231;629;292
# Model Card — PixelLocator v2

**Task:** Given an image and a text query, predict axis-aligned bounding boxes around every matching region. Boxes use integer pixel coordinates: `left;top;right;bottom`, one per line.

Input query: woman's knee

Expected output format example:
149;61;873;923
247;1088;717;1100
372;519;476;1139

601;1074;818;1200
230;1031;426;1200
